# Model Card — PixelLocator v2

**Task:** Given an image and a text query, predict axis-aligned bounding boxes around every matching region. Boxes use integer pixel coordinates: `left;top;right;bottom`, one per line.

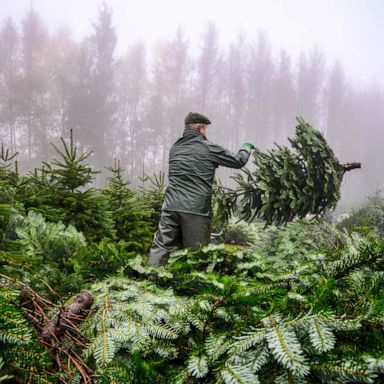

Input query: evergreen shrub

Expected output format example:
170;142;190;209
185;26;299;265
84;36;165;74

80;221;384;383
339;191;384;237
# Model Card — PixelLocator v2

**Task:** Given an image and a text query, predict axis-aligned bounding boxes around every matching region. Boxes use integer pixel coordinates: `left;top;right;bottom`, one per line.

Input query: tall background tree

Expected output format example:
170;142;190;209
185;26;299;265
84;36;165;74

67;3;116;183
0;17;19;155
20;10;50;165
115;41;147;179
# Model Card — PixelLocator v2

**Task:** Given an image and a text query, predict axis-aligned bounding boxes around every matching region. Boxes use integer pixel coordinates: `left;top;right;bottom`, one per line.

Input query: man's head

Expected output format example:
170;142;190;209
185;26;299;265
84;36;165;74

184;112;211;136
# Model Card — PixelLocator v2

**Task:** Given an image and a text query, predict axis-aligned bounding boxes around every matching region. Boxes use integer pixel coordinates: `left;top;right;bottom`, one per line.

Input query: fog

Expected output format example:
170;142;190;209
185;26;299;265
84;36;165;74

1;0;384;211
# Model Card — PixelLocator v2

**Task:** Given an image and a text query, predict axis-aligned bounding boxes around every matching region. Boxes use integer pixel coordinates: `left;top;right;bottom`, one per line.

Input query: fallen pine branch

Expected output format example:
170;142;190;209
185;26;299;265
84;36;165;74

40;291;93;349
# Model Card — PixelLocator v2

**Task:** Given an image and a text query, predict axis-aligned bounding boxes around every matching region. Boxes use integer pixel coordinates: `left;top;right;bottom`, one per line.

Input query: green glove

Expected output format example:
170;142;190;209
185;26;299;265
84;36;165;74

243;143;255;150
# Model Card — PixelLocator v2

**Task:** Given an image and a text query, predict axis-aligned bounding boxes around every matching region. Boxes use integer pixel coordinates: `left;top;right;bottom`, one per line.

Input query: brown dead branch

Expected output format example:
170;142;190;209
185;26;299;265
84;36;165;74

0;272;53;306
40;291;93;349
0;273;94;382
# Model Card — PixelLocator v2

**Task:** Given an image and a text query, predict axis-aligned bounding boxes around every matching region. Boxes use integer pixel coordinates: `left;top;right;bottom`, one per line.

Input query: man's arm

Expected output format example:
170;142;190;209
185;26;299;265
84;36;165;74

207;141;253;169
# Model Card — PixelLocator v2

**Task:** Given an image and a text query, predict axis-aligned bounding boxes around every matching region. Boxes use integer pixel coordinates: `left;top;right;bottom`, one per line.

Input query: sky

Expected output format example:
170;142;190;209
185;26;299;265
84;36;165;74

1;0;384;87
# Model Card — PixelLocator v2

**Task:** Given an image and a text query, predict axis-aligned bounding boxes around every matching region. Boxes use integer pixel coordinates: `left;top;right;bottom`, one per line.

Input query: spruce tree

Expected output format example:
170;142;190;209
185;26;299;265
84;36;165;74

0;144;23;249
140;171;166;228
42;130;115;242
15;165;62;222
0;143;18;184
104;160;153;253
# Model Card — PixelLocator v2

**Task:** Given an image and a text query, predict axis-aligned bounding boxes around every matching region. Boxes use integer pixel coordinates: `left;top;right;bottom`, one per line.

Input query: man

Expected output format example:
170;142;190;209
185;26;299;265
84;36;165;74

147;112;254;266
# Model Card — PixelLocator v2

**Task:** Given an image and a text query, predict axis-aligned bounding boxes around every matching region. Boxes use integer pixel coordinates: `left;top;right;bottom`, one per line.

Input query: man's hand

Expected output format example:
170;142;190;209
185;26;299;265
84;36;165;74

242;143;255;151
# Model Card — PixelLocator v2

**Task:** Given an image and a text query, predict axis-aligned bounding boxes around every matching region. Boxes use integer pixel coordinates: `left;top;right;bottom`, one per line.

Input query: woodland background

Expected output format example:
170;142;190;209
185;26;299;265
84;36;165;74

0;5;381;207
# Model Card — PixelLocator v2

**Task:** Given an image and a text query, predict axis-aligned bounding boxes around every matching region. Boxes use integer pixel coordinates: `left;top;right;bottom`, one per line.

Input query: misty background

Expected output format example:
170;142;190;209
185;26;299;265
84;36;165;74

1;0;384;211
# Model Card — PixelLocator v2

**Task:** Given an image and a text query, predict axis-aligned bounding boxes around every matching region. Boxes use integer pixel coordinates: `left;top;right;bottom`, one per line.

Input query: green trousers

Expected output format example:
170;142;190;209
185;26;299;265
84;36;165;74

147;211;211;266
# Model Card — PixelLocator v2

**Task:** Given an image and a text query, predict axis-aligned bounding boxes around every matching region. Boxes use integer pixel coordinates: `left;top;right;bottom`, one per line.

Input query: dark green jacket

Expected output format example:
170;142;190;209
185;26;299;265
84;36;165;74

163;129;251;217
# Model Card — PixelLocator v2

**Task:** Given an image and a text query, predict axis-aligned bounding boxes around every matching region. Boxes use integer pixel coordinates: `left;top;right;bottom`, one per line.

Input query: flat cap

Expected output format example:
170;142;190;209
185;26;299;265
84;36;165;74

184;112;211;125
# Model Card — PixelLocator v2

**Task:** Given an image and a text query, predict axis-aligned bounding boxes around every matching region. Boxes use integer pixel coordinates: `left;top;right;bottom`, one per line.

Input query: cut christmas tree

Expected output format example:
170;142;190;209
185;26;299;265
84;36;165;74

222;117;361;225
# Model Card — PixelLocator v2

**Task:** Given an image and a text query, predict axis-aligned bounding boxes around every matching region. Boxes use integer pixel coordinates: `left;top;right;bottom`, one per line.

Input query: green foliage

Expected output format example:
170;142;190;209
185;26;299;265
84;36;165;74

104;161;153;253
0;202;24;247
0;143;18;185
212;179;236;229
15;211;86;267
50;187;115;242
19;131;116;242
0;357;13;382
139;172;166;228
0;290;32;346
0;131;382;384
339;190;384;237
70;238;136;279
0;146;24;251
0;285;55;383
0;206;382;383
14;168;64;222
43;129;98;192
221;217;262;245
0;205;87;297
81;276;189;383
78;220;383;383
218;118;347;225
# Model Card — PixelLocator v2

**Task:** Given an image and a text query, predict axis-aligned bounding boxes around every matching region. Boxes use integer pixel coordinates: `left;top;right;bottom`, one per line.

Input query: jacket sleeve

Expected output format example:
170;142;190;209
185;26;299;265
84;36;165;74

206;141;251;169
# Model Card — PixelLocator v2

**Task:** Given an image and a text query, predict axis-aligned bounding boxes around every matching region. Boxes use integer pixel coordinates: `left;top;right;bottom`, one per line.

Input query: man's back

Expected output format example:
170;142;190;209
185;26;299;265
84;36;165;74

163;129;216;216
147;112;253;266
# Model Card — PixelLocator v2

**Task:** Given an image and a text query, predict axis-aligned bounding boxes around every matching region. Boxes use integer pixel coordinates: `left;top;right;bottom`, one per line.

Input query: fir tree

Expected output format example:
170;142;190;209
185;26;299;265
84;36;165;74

219;117;360;225
42;130;115;242
104;160;153;253
139;171;166;228
0;143;18;185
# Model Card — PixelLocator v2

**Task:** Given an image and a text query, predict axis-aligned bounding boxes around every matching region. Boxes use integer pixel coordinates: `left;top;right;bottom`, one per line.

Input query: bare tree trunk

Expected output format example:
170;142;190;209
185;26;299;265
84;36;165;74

27;115;31;160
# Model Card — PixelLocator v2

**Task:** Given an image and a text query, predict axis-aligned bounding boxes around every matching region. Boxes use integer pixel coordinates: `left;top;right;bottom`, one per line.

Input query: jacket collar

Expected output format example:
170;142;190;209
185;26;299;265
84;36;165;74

183;128;207;139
